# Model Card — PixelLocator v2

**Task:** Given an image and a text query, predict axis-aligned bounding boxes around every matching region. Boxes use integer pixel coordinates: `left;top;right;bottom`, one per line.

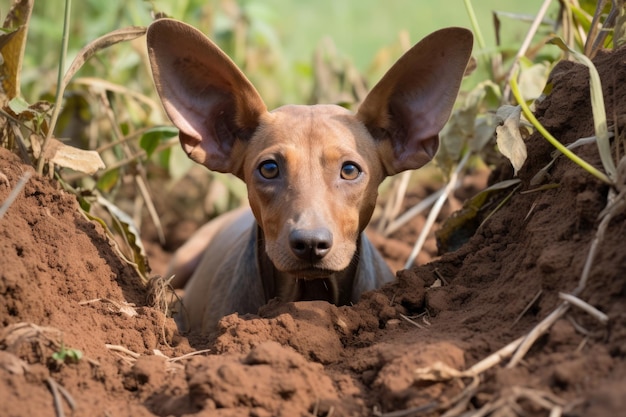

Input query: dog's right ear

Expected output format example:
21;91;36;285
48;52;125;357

146;18;267;174
357;27;473;176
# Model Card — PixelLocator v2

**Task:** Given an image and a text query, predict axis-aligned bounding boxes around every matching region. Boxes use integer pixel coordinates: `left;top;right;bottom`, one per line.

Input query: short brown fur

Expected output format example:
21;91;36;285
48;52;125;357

146;19;473;334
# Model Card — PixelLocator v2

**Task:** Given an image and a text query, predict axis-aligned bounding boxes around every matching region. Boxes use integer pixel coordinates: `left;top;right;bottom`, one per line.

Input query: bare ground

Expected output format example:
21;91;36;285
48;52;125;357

1;47;625;416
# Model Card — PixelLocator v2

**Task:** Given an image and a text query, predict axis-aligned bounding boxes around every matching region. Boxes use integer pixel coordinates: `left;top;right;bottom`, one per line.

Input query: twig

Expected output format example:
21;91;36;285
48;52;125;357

507;302;570;368
574;337;589;354
524;200;538;222
399;313;427;330
584;0;618;58
72;77;160;113
574;186;626;295
54;382;76;412
511;289;543;328
37;0;72;174
512;386;570;410
559;292;609;324
135;174;165;244
99;139;177;174
566;314;605;339
513;0;553;71
79;298;138;317
501;0;554;101
10;121;32;164
433;269;449;286
168;349;212;363
518;0;553;60
96;126;157;153
46;378;65;417
46;378;75;417
108;342;210;367
440;376;480;417
105;344;140;358
468;397;506;417
471;385;571;417
0;171;32;219
383;186;452;237
465;336;524;376
404;152;469;269
378;171;411;234
376;402;438;417
477;183;521;231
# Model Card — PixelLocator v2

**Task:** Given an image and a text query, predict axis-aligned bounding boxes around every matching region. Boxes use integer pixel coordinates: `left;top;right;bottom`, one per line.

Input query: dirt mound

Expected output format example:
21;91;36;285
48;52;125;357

1;46;625;416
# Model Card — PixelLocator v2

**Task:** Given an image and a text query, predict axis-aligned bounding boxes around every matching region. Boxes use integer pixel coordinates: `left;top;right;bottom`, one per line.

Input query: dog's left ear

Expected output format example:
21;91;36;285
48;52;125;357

146;18;267;174
357;28;473;176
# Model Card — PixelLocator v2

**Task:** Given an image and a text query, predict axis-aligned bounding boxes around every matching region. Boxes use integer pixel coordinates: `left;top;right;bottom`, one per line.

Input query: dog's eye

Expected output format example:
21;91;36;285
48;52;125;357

340;162;361;180
259;160;279;179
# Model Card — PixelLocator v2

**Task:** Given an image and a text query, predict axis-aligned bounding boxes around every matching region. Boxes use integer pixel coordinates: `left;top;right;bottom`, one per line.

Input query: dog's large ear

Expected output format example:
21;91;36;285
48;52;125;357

357;28;473;176
146;18;267;174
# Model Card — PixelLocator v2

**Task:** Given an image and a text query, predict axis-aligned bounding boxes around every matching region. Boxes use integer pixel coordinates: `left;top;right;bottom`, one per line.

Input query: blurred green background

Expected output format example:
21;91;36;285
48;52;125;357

23;0;558;109
11;0;601;261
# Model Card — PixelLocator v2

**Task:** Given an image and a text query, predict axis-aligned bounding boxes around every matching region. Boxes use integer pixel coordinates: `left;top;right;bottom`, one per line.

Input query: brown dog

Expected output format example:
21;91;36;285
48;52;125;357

146;19;472;334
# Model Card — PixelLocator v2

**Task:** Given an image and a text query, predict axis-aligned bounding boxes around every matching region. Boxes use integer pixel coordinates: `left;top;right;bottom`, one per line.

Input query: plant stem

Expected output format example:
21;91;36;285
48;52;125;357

37;0;72;174
463;0;486;50
514;0;553;66
509;66;611;184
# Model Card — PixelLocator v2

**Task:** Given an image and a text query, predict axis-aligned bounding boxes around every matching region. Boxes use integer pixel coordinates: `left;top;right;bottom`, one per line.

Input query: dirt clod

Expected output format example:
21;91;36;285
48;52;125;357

2;47;626;416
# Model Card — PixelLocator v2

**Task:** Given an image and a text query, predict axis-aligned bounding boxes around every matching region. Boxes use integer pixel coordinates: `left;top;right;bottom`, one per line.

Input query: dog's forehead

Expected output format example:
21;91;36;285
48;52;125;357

271;103;352;116
259;104;368;143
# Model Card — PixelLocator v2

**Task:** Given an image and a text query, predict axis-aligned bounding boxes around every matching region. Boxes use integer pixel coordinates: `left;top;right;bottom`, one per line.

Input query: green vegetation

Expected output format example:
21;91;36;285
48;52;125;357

22;0;552;107
1;0;624;276
52;342;83;364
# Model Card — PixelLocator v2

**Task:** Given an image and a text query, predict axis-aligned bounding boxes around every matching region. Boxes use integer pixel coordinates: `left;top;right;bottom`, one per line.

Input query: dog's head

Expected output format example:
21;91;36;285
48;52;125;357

147;19;472;277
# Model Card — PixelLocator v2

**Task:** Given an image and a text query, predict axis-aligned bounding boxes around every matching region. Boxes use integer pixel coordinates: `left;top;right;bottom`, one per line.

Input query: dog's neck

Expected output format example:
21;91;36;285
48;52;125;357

256;226;358;305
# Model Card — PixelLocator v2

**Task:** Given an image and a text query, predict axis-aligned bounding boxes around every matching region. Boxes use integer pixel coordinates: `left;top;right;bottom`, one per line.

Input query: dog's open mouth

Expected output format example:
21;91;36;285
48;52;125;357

291;267;337;280
295;277;337;303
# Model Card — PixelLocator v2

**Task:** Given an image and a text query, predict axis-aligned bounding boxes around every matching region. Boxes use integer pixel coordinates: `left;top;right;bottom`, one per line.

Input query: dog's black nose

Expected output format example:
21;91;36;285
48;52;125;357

289;228;333;261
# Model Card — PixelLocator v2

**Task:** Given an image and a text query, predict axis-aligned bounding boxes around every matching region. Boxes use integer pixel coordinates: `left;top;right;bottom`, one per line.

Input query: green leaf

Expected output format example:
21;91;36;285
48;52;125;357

615;6;626;49
96;195;149;278
518;61;551;102
548;37;616;181
97;168;120;193
139;127;178;158
471;115;498;154
436;179;521;253
52;344;83;364
158;147;171;171
8;96;30;114
65;349;83;362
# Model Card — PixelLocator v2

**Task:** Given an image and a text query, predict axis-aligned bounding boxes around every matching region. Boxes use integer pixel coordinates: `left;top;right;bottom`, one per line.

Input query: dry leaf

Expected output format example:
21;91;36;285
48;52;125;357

0;351;29;375
414;361;463;382
62;26;147;89
41;137;105;174
496;105;527;175
0;0;34;101
119;304;138;318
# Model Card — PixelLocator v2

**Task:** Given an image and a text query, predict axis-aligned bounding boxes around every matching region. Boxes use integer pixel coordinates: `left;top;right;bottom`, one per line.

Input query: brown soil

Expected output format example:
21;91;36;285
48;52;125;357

1;47;625;417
